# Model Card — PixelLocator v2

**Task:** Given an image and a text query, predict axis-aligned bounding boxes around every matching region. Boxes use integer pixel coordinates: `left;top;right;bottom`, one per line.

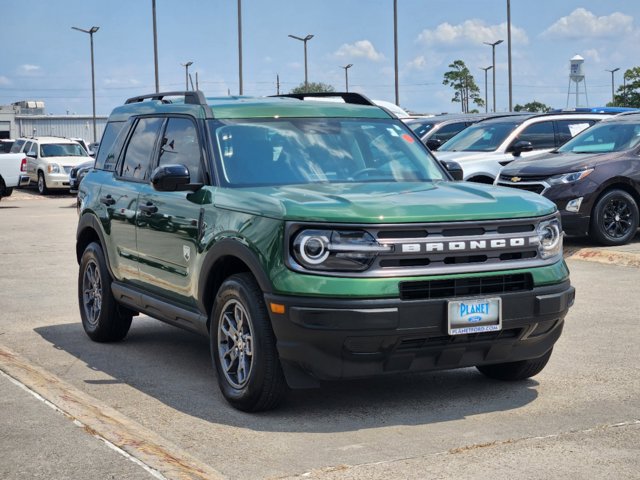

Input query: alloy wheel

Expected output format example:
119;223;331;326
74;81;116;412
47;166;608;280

82;260;102;327
602;197;633;239
218;299;254;389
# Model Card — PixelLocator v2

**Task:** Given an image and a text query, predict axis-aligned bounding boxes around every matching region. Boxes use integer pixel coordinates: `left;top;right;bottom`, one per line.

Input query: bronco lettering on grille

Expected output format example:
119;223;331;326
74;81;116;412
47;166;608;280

401;237;536;254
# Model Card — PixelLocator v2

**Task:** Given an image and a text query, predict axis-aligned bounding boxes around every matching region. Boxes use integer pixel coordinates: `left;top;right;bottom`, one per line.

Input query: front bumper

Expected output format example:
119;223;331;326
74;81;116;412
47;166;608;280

45;172;71;189
266;280;574;386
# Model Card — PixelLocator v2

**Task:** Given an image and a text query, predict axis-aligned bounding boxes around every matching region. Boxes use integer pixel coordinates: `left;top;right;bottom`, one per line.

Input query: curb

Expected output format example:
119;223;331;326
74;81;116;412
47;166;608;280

564;247;640;269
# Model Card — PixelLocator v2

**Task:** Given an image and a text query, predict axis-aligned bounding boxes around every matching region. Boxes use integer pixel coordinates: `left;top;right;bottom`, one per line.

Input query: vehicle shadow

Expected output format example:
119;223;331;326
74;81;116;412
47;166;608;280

35;319;540;433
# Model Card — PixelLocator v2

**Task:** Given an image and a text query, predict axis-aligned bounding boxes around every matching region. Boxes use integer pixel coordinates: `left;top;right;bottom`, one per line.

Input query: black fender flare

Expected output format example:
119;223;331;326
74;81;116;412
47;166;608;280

76;213;111;271
197;238;274;313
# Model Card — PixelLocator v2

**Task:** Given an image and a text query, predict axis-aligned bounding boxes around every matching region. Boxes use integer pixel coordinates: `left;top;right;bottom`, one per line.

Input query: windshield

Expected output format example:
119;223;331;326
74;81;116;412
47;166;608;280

40;143;87;157
209;118;446;187
438;121;519;152
557;122;640;154
407;120;436;138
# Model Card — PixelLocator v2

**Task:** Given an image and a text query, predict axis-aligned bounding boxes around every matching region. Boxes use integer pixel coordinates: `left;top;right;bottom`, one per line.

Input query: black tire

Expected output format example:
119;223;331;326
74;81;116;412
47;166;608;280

37;171;49;195
476;349;553;381
590;189;639;246
210;273;287;412
78;242;132;342
4;187;13;197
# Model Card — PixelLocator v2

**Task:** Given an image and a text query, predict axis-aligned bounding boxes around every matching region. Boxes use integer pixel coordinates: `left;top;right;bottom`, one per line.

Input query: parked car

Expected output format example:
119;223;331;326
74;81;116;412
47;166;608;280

0;152;29;201
497;113;640;246
0;139;15;153
435;113;610;183
69;159;94;195
19;136;93;194
76;90;573;412
404;114;490;150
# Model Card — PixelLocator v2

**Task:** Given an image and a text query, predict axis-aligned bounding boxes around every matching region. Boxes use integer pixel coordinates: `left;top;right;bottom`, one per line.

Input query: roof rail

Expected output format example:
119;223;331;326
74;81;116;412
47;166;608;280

273;92;376;107
125;90;208;106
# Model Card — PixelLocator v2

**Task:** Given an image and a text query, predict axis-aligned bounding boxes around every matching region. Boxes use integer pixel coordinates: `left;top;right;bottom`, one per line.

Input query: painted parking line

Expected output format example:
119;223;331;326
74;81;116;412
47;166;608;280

0;345;226;480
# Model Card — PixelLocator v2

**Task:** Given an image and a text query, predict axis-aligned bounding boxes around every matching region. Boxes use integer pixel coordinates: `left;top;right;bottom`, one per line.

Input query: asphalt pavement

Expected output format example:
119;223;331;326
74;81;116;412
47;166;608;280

0;188;639;480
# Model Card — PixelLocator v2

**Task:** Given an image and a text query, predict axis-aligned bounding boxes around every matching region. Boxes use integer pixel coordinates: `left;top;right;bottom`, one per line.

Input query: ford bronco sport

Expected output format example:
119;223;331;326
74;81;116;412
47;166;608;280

76;91;575;411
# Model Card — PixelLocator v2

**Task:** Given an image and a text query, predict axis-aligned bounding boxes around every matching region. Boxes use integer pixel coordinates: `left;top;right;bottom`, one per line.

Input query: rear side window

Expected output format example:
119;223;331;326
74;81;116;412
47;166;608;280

120;118;164;181
516;121;555;149
431;122;469;143
95;121;126;170
158;118;203;183
10;139;25;153
555;119;595;146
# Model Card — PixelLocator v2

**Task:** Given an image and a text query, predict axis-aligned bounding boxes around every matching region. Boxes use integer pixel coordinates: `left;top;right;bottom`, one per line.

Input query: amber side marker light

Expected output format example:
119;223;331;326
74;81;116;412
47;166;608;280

270;303;286;314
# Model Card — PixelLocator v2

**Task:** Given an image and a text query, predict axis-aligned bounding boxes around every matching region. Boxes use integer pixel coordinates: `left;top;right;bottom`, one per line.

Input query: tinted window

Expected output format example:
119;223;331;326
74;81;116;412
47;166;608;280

407;120;436;138
158;118;203;183
558;122;640;153
40;143;86;157
95;121;127;170
439;121;519;152
25;142;36;156
121;118;164;181
555;120;595;146
516;121;555;149
9;139;25;153
431;122;469;143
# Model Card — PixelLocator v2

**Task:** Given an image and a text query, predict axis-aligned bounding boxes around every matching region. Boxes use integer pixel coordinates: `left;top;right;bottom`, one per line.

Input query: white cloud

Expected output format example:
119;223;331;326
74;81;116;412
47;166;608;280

0;76;10;86
406;55;426;71
583;49;601;64
417;20;528;46
542;8;634;39
103;78;141;86
19;64;41;75
334;40;384;61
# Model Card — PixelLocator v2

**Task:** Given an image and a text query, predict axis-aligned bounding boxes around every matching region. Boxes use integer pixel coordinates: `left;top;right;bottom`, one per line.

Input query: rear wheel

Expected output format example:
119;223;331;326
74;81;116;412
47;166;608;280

476;349;553;381
37;171;49;195
210;273;287;412
78;242;132;342
590;189;639;246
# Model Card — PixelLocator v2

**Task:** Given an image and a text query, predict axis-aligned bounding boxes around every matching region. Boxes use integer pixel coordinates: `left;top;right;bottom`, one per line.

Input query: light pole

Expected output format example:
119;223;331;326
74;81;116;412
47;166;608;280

481;66;493;113
507;0;513;111
393;0;399;105
606;68;620;105
288;34;314;90
71;26;99;143
341;64;353;92
237;0;243;95
152;0;159;93
484;39;503;112
181;61;193;90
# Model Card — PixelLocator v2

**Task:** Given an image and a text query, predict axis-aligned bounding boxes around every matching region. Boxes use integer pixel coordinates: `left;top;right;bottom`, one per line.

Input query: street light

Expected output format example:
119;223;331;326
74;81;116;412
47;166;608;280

484;39;503;112
237;0;243;95
151;0;159;93
606;68;620;104
288;34;314;90
481;66;493;114
181;61;193;90
507;0;513;111
340;64;353;92
393;0;399;105
71;26;99;143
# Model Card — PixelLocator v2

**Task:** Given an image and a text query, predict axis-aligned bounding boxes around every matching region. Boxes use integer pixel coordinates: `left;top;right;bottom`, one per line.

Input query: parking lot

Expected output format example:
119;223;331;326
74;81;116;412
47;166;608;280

1;189;639;480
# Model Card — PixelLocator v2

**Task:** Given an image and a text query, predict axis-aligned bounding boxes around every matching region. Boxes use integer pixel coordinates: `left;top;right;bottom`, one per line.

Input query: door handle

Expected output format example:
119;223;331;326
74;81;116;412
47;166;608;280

139;202;158;214
100;195;116;206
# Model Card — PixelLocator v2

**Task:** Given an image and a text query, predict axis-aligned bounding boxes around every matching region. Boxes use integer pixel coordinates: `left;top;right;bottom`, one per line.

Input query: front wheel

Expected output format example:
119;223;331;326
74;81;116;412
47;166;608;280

78;242;132;342
37;172;49;195
210;273;287;412
590;189;639;246
476;349;553;381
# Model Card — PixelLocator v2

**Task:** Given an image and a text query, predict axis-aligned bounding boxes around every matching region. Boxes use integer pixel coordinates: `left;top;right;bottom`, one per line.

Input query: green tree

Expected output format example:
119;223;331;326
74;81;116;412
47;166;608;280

514;101;552;113
290;82;336;94
609;67;640;108
442;60;484;113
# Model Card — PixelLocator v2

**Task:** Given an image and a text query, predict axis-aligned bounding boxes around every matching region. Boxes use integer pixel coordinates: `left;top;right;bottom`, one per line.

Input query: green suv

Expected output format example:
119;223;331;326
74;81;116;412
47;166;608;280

76;91;575;411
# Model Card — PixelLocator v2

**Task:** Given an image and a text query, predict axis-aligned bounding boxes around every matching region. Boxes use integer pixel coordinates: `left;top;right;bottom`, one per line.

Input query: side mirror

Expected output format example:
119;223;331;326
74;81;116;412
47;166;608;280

26;152;36;158
426;138;443;151
150;164;201;192
441;160;464;181
510;140;534;157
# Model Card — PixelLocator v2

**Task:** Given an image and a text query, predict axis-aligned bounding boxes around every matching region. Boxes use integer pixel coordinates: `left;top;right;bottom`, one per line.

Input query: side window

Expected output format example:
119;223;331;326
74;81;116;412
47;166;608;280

10;139;25;153
26;142;37;156
95;121;127;171
555;120;595;146
120;118;164;181
432;122;468;143
158;118;203;183
516;122;556;149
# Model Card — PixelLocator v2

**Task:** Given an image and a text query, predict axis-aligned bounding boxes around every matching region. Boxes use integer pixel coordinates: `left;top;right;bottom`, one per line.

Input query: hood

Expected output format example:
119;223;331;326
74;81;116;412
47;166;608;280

214;182;556;223
434;150;503;163
501;150;625;177
46;155;93;167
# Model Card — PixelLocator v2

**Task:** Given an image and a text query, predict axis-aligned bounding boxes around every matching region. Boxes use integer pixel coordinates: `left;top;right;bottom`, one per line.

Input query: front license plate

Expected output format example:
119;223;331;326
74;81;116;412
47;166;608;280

447;297;502;335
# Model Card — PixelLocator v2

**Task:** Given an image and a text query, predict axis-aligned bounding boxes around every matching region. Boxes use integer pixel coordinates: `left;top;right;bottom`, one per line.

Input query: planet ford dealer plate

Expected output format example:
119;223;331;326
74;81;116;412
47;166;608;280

447;297;502;335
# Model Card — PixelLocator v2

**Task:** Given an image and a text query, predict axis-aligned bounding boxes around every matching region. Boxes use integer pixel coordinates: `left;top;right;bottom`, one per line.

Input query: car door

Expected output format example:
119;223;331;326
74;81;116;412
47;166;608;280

99;116;165;284
136;116;211;308
24;141;37;178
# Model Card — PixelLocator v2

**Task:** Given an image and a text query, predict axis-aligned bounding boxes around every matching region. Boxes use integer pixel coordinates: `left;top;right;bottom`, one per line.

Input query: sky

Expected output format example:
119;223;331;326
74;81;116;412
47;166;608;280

1;0;639;116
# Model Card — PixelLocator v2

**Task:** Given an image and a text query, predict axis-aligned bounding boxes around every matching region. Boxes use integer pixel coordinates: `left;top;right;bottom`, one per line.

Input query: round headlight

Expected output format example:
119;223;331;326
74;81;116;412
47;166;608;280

298;234;330;265
537;219;562;259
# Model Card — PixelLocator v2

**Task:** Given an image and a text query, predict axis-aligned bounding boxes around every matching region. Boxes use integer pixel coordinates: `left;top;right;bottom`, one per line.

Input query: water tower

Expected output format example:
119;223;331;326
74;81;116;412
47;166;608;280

566;55;589;108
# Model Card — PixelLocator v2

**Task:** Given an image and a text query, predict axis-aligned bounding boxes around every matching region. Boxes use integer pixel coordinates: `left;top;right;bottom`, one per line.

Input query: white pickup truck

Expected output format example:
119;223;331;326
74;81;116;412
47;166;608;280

0;152;29;201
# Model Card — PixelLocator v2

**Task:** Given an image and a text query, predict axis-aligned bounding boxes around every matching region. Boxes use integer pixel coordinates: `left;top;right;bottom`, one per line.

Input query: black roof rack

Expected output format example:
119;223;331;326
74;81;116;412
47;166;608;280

273;92;376;107
125;90;207;106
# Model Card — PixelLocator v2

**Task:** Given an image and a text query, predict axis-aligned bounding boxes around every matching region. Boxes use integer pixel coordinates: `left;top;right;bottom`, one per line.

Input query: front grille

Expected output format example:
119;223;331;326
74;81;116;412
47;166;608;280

499;174;549;182
498;182;546;194
399;273;533;300
396;328;522;350
63;166;73;174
